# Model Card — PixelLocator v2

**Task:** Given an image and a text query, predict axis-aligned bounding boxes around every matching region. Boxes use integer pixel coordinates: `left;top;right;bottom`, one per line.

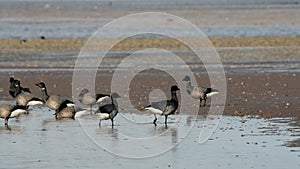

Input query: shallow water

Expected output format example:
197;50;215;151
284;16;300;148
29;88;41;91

1;1;300;39
0;101;299;169
1;21;300;39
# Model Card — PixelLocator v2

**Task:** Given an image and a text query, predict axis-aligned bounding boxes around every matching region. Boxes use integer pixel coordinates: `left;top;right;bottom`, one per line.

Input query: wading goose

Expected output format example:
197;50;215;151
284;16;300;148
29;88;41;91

78;88;110;112
35;82;75;112
0;104;28;126
9;78;43;106
145;85;180;127
182;76;219;107
95;93;120;127
9;77;31;98
53;100;88;119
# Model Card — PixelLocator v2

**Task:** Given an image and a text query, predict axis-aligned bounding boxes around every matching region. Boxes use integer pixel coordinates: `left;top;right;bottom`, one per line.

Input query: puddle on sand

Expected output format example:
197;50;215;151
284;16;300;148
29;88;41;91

0;105;299;169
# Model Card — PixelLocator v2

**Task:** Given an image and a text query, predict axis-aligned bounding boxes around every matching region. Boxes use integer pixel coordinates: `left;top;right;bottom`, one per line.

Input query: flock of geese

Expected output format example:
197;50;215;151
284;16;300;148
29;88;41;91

0;76;219;129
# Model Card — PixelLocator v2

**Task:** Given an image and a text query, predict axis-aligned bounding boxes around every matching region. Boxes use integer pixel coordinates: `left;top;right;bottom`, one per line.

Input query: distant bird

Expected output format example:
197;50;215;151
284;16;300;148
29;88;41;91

182;75;219;107
95;93;120;127
35;82;75;113
9;77;43;107
78;88;110;112
20;39;27;44
0;104;28;126
145;85;180;127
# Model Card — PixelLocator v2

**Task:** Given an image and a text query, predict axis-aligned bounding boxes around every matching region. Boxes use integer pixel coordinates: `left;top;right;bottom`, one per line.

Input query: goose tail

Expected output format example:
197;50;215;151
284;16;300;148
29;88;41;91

206;88;219;97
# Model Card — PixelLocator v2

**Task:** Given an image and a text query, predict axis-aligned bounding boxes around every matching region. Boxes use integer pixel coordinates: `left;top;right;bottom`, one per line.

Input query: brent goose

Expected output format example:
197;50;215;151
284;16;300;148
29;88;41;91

95;93;120;127
9;78;43;106
0;104;27;126
35;82;75;112
78;88;110;112
182;75;219;107
9;77;31;98
53;100;88;119
145;85;180;127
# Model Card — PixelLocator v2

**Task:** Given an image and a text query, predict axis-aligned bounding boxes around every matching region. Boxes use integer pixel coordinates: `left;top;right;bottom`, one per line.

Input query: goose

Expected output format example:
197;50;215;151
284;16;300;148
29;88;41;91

35;82;75;112
95;93;120;127
145;85;180;127
0;104;28;126
9;78;43;107
9;77;31;98
53;100;88;119
182;75;219;107
78;88;110;112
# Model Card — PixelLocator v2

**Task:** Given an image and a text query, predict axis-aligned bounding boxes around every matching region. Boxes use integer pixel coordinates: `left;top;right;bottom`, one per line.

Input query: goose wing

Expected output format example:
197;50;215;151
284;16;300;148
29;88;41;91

148;100;168;111
16;92;34;106
145;100;173;115
21;87;31;93
82;93;96;105
47;95;74;110
99;104;116;114
95;94;110;103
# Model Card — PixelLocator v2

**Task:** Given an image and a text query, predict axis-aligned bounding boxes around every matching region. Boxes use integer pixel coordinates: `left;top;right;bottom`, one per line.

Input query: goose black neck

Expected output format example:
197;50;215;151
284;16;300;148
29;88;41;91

14;86;22;97
171;90;178;103
111;96;119;109
185;81;192;95
41;87;49;101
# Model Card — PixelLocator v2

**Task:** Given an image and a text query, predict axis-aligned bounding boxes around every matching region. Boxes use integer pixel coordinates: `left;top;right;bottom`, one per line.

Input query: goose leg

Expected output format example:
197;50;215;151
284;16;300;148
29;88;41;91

164;115;168;126
5;125;11;131
99;120;102;127
203;98;206;107
25;106;29;113
54;110;58;119
111;119;114;128
199;98;203;107
90;105;93;114
4;118;8;126
153;114;157;126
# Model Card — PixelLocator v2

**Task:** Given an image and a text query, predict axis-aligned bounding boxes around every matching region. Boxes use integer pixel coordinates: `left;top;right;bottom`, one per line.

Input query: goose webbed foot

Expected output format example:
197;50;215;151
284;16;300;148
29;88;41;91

4;120;11;131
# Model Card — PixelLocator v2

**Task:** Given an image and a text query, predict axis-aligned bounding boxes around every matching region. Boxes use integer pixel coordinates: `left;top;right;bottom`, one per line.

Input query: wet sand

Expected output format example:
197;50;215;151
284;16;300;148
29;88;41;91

0;69;299;118
0;37;299;119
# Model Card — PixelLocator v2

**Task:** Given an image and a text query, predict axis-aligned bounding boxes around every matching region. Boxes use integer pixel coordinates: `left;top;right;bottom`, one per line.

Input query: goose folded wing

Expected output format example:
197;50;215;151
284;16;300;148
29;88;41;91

21;87;31;93
99;104;115;114
150;100;168;111
95;94;110;103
